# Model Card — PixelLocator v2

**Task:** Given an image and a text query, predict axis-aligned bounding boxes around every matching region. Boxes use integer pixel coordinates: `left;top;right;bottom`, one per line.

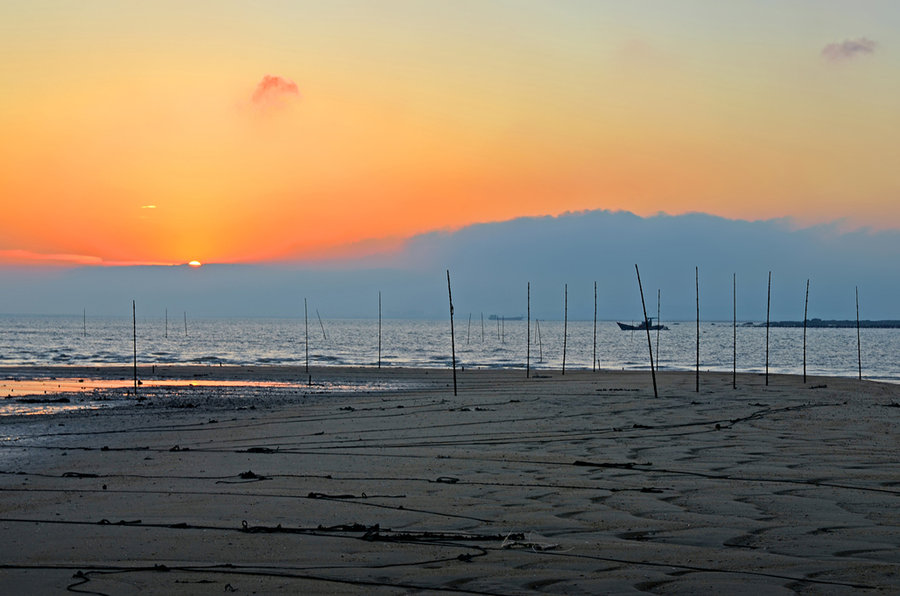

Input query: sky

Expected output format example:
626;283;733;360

1;1;899;268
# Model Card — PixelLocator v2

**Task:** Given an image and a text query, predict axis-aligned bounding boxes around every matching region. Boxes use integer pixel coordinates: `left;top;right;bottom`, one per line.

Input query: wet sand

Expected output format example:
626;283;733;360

1;366;898;594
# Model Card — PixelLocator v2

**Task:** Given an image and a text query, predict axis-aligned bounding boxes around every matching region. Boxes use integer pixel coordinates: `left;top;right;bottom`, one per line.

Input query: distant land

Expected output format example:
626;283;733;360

758;319;900;329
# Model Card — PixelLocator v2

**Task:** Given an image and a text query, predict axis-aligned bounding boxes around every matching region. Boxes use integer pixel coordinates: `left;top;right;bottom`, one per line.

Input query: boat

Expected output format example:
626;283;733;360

616;318;668;331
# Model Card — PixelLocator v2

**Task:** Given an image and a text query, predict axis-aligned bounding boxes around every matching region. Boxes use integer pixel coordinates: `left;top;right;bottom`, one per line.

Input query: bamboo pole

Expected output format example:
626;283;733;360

316;309;327;340
467;313;471;345
733;273;737;390
165;308;168;339
592;281;597;372
695;266;700;393
132;300;137;396
447;270;458;396
304;297;309;377
183;312;187;337
562;283;568;375
766;271;771;386
83;309;86;337
536;319;543;363
803;279;809;383
856;286;862;380
481;312;485;343
656;289;661;370
634;265;658;398
527;282;531;378
378;291;382;369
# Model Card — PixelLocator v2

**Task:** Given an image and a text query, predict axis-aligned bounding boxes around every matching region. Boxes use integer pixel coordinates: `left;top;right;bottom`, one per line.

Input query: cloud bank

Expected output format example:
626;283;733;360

2;211;897;321
821;38;878;62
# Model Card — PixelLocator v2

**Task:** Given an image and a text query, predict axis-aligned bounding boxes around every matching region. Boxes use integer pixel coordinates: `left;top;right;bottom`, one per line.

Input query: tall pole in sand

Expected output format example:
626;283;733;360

304;298;309;377
562;284;568;375
184;312;187;337
593;281;597;372
467;313;471;345
165;308;168;339
527;282;531;378
536;319;543;363
316;309;327;340
656;289;661;371
733;273;737;390
83;309;86;337
635;265;658;398
803;279;809;383
132;300;137;396
447;270;458;396
766;271;771;386
856;286;862;380
481;312;484;343
695;266;700;393
378;291;382;369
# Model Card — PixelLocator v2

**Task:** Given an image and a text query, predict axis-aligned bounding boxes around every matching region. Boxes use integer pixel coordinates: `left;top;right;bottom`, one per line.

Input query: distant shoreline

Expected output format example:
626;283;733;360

755;319;900;329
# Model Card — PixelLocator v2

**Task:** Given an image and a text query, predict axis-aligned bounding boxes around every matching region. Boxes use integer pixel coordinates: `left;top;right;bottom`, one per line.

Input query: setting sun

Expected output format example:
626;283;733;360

188;261;202;268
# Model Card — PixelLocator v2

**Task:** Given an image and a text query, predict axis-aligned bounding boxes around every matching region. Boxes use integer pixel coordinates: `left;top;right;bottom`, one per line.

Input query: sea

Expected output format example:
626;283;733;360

1;314;897;383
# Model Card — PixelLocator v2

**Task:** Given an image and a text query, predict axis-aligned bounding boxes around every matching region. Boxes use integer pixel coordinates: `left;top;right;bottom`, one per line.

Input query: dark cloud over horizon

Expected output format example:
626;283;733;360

1;211;897;321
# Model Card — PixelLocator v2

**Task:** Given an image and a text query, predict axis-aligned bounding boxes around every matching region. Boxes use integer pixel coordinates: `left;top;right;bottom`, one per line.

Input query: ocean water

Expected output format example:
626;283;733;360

0;315;897;383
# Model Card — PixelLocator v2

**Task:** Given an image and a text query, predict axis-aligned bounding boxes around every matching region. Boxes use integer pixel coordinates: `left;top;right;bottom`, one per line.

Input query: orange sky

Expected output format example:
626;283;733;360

1;2;898;266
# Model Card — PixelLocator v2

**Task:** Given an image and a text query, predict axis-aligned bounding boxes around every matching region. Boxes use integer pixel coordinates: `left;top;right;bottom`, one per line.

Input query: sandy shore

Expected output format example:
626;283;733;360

1;366;898;594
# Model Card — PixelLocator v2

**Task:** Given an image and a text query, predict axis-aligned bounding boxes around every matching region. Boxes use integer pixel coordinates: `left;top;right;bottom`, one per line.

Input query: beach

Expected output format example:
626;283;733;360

1;366;898;594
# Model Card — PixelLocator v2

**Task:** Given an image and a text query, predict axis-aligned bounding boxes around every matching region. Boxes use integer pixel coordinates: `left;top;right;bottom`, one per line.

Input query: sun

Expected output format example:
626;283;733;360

188;260;202;268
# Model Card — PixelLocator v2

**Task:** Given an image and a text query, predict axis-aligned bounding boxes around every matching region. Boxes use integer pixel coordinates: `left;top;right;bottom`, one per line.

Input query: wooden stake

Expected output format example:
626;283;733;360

132;300;137;396
695;266;700;393
480;312;485;343
527;282;531;378
536;319;543;363
634;265;658;398
83;308;86;337
447;270;458;396
467;313;471;345
733;273;737;390
766;271;771;387
803;279;809;383
165;308;168;339
184;312;187;337
378;291;382;369
562;283;568;375
856;286;862;380
316;309;327;340
592;281;597;372
656;289;661;370
304;297;309;376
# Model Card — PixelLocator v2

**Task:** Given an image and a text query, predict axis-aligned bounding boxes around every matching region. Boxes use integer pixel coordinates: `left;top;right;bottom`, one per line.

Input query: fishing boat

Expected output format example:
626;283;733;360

616;318;668;331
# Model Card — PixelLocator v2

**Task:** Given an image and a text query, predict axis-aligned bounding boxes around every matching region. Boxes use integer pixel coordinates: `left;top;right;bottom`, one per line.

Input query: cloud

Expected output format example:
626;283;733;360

251;75;300;106
821;37;878;62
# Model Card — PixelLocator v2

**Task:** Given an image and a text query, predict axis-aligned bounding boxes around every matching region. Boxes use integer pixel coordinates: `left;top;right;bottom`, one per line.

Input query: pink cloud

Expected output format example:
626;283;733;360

251;75;300;106
821;38;878;63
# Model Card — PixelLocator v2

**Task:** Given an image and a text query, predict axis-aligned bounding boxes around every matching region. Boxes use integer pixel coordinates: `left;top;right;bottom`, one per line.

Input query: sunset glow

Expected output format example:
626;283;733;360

1;2;898;267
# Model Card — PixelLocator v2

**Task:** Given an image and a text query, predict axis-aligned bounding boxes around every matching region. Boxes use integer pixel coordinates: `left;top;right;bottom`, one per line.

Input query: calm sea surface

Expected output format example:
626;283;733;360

1;315;897;383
